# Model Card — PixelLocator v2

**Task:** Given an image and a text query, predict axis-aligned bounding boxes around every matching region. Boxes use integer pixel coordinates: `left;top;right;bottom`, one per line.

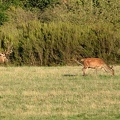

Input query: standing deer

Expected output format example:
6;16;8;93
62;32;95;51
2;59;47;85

74;58;114;76
0;44;13;64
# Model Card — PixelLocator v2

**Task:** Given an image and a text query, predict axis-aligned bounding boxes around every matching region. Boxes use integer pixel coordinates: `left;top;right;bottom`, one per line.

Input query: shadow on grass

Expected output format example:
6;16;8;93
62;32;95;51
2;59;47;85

63;74;77;77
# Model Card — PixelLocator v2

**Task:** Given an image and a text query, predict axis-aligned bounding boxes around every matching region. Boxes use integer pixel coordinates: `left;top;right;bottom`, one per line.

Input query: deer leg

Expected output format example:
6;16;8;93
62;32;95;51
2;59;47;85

103;67;108;72
82;67;87;76
95;67;98;75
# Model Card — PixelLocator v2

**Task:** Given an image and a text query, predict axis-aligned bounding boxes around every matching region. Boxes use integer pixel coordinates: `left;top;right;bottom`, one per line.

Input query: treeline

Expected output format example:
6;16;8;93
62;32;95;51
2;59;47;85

0;0;120;65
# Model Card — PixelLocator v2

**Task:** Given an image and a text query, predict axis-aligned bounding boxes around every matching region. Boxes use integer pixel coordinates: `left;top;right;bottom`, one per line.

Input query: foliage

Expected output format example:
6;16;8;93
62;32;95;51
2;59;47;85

0;12;8;25
0;3;9;26
20;0;61;10
0;0;120;65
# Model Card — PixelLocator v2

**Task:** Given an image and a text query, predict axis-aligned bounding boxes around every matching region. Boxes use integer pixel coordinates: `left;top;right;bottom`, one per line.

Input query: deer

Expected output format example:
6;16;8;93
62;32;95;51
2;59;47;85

0;44;13;64
0;53;8;64
74;58;114;76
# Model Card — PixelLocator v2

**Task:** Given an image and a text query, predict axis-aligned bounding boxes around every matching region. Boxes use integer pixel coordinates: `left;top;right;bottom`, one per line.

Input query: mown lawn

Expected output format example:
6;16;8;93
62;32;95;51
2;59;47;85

0;66;120;120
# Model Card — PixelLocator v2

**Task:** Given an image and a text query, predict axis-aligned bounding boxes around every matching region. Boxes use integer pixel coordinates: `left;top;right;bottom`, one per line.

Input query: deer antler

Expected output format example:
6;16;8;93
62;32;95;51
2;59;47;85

5;43;13;55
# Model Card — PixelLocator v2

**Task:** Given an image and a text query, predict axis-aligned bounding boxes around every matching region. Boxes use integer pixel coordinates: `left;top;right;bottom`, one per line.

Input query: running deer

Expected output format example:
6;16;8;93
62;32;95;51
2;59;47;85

75;58;114;76
0;44;13;64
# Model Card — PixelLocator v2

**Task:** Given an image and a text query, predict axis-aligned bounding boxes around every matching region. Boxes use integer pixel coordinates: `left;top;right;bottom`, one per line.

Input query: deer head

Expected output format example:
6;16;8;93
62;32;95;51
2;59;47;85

0;44;13;64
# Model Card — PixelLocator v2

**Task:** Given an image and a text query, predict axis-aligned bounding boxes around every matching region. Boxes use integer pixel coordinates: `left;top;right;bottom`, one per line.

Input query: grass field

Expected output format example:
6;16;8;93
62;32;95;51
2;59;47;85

0;66;120;120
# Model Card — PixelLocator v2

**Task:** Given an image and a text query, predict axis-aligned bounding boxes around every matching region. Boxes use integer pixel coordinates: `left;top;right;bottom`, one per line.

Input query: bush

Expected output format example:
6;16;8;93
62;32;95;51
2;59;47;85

0;12;8;25
0;20;120;66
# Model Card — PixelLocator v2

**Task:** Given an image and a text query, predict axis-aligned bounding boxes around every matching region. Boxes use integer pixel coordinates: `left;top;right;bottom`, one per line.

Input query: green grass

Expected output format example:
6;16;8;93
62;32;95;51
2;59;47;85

0;66;120;120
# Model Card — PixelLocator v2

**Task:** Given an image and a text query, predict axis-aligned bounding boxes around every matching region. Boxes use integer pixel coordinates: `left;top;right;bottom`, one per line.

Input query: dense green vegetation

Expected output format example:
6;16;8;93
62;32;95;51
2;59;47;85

0;0;120;66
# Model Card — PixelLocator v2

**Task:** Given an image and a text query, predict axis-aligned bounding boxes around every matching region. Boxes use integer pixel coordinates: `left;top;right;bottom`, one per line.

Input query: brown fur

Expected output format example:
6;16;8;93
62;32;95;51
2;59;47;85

0;53;8;64
0;44;13;64
81;58;114;76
